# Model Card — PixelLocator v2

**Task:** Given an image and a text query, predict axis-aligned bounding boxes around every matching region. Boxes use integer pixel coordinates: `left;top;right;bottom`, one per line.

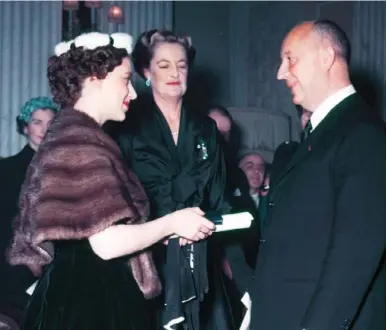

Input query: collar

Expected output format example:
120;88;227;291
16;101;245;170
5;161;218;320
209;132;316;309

310;85;356;131
251;192;259;200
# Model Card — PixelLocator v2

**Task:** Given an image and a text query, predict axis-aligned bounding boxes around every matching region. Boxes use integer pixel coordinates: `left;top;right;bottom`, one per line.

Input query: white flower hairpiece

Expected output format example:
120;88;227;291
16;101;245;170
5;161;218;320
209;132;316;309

54;40;72;57
54;32;133;57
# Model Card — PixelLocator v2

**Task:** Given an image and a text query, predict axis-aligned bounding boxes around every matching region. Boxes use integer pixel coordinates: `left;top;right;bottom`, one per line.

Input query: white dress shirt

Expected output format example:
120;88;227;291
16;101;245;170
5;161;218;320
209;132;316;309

250;192;260;210
310;85;356;131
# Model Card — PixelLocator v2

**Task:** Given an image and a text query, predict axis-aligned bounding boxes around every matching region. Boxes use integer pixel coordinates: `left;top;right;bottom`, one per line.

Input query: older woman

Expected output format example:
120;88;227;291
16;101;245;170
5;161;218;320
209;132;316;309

7;31;214;330
116;30;234;330
0;96;58;319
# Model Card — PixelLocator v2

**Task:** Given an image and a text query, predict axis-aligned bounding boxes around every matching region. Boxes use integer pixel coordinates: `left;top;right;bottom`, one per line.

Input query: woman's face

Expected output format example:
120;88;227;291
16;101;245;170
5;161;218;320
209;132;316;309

145;42;188;100
99;57;137;122
24;109;56;150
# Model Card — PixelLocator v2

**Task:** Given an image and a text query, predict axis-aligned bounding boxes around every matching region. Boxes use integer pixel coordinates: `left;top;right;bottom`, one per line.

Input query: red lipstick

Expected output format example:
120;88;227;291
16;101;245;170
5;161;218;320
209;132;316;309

123;101;130;108
166;81;180;86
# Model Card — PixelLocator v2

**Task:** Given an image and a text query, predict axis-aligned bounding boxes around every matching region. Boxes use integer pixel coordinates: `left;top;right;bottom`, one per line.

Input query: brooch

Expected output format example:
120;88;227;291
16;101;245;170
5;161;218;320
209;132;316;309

197;138;209;160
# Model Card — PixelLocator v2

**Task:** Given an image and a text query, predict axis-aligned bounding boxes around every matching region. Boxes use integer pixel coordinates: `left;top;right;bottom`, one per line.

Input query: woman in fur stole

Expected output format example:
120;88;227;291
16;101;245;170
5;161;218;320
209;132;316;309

6;32;215;330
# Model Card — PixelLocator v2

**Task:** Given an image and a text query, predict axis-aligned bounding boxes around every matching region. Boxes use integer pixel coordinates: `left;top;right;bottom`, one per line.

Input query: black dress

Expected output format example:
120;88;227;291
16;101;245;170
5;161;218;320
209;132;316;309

115;96;239;329
0;145;36;313
21;239;151;330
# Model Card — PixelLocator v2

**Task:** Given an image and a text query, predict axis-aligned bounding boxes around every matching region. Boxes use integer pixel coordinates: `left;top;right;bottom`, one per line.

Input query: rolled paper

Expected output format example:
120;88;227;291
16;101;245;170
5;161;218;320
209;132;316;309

170;211;254;239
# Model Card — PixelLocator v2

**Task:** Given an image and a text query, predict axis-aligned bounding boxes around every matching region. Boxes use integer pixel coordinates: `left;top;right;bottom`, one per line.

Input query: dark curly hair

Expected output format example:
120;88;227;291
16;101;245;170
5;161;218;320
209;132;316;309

47;43;129;108
132;29;196;79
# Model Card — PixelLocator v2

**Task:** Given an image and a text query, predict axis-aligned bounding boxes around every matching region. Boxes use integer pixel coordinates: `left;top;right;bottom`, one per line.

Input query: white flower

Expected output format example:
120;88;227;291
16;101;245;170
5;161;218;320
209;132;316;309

74;32;110;50
54;40;72;56
54;32;133;56
111;33;133;54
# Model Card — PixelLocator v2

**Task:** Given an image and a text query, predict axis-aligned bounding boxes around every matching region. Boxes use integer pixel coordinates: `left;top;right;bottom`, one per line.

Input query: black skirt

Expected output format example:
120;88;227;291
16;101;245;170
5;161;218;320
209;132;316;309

21;240;152;330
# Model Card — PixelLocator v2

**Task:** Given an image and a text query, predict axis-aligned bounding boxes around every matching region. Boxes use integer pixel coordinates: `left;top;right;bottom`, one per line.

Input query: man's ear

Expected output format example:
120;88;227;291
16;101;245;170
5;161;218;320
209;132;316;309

320;40;335;71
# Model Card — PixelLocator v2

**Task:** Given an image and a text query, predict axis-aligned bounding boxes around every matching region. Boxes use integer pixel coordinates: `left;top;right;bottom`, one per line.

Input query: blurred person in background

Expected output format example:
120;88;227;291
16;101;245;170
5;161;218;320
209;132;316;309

0;96;58;324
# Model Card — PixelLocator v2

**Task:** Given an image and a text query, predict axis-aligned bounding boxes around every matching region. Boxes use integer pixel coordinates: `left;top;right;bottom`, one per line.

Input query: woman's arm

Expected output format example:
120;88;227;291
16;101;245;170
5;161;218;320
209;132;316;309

89;207;215;260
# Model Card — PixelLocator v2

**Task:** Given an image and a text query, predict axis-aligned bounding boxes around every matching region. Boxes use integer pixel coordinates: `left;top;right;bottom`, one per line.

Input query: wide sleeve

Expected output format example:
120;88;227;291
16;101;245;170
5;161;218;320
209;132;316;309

117;132;176;220
205;127;231;213
300;123;386;329
7;142;142;268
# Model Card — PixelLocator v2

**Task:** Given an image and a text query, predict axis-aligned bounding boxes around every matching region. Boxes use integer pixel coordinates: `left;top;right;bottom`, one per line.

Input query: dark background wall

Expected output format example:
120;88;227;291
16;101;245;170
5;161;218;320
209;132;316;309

174;1;386;140
173;1;231;113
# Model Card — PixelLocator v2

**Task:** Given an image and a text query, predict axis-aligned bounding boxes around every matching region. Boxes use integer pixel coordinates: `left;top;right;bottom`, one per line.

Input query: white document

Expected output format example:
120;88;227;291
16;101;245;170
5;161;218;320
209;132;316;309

214;212;253;232
170;211;254;239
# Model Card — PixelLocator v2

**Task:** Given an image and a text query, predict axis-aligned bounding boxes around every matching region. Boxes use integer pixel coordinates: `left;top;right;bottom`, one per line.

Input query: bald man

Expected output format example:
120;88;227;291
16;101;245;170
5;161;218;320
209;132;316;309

248;20;385;330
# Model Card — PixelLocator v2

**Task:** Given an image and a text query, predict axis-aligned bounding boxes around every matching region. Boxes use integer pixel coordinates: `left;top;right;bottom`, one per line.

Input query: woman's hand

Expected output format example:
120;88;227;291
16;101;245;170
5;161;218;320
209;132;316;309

168;207;215;242
27;264;42;277
179;238;194;246
162;238;194;246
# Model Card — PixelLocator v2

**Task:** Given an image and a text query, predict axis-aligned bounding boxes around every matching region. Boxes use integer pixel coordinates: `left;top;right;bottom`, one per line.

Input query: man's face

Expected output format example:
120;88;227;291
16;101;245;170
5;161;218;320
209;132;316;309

239;154;265;191
277;23;325;111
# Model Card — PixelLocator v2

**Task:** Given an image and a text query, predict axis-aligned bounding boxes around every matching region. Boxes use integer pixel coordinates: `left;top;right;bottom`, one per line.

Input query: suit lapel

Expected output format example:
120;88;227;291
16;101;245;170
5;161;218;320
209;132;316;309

271;94;357;193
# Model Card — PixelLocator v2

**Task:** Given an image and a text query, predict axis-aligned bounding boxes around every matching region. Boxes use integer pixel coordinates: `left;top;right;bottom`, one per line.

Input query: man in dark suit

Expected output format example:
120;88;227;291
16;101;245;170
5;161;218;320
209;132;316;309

226;152;265;290
248;20;385;330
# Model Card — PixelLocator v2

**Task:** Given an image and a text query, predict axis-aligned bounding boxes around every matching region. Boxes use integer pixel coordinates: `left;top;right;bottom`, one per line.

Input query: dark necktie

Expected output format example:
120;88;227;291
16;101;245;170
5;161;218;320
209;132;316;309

301;120;313;141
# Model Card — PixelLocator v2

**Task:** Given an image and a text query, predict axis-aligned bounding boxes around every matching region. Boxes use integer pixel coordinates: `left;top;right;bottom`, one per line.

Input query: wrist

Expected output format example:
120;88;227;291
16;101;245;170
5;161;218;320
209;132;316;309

160;213;176;237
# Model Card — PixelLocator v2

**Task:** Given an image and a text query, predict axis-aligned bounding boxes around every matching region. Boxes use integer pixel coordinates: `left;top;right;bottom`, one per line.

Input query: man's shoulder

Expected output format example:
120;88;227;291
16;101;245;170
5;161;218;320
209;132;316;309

331;94;385;141
345;97;384;137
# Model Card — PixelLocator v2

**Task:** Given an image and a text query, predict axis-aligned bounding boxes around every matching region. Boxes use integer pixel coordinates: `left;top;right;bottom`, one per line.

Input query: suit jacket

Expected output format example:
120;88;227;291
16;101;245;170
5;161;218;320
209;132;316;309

250;94;385;330
218;190;260;295
270;140;299;190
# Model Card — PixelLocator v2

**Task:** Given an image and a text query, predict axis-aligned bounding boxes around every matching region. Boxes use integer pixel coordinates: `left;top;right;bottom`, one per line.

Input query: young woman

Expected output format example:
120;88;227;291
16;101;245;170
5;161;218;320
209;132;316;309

7;31;214;330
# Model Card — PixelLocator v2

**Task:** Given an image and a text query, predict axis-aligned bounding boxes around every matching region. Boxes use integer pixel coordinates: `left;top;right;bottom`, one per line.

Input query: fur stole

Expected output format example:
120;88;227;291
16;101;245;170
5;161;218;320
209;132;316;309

7;108;161;299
